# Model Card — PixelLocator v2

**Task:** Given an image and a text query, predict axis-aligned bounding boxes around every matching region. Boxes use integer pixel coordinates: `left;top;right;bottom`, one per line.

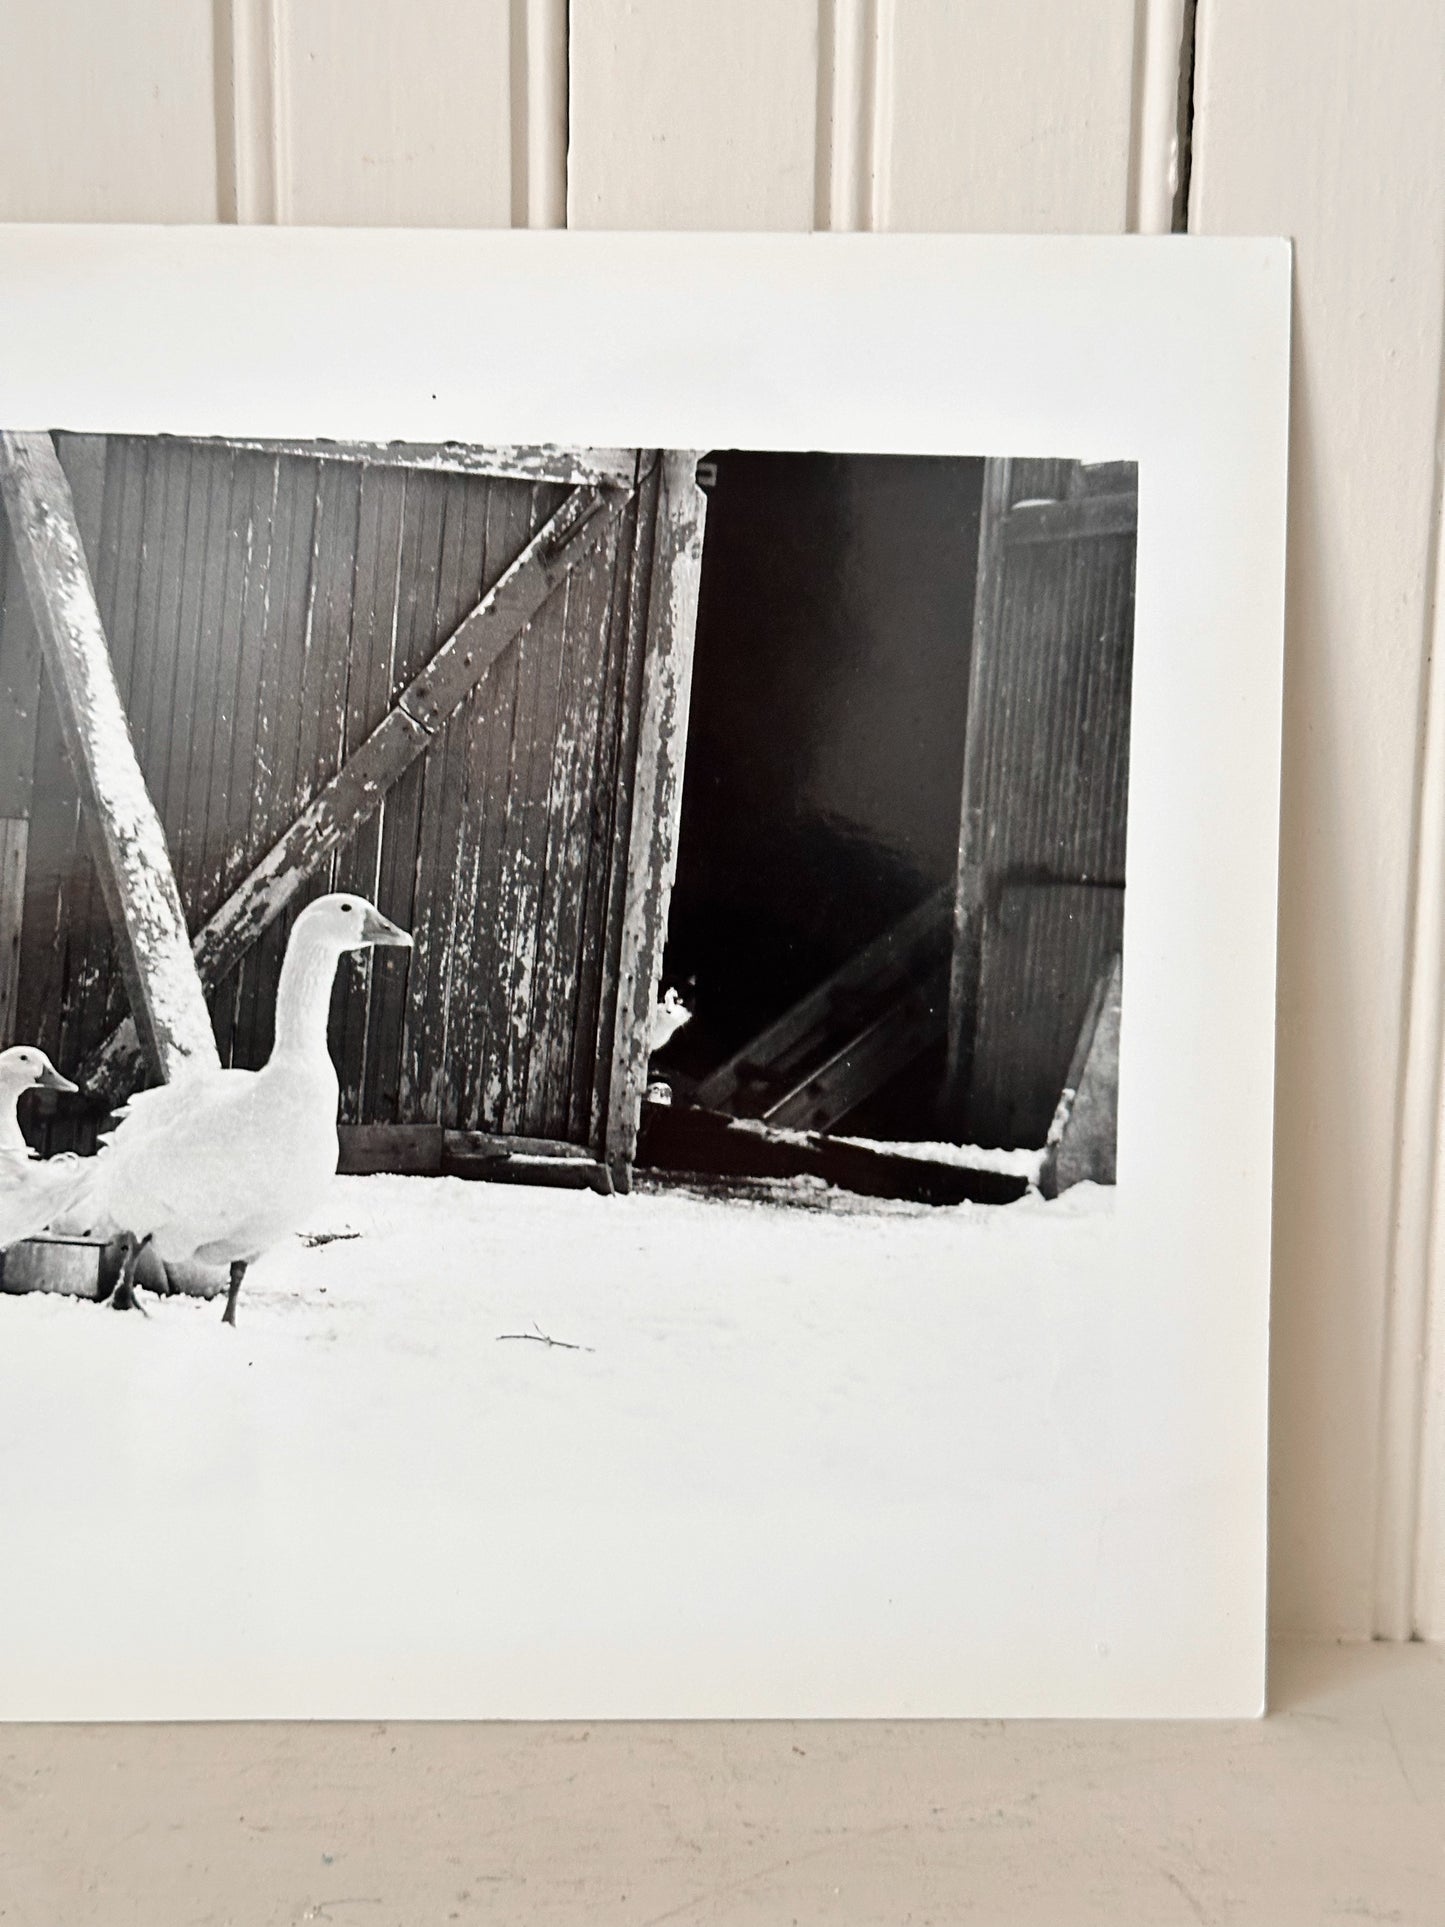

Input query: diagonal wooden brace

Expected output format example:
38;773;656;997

0;430;220;1084
80;479;625;1098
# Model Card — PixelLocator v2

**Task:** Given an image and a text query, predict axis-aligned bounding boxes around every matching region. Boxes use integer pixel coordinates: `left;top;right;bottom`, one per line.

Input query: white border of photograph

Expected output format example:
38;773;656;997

0;227;1289;1719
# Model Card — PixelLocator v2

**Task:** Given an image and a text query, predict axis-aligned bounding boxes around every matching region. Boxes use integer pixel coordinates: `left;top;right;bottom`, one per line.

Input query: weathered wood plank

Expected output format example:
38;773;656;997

74;440;158;1099
336;1122;445;1176
402;477;492;1119
945;456;1012;1115
603;452;709;1180
636;1101;1028;1209
0;432;217;1083
969;881;1125;1150
0;817;27;1046
331;462;407;1116
233;455;321;1071
81;479;621;1096
210;452;282;1066
764;969;950;1134
534;508;628;1134
1047;950;1123;1195
564;489;641;1143
586;468;658;1154
945;459;1136;1132
490;489;571;1132
695;885;953;1114
0;503;43;821
181;438;639;490
191;448;255;1064
363;469;450;1122
50;436;116;1088
456;482;536;1129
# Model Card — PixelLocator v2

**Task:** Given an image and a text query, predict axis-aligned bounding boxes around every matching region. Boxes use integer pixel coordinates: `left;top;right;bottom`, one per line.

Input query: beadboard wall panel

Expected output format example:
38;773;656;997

0;0;219;221
1190;0;1445;1638
274;0;514;226
881;0;1140;232
568;0;820;229
0;0;1442;1643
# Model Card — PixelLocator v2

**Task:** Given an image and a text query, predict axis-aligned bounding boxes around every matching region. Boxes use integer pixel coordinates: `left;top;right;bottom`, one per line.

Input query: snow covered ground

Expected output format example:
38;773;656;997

0;1171;1128;1720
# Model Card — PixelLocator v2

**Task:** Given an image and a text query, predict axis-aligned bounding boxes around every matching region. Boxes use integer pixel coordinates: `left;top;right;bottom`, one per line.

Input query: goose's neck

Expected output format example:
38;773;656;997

271;932;344;1062
0;1084;26;1155
0;1072;30;1154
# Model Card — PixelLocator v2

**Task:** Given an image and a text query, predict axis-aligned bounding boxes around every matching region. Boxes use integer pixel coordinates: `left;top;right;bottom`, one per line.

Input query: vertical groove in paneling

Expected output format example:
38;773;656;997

215;0;286;223
1127;0;1190;233
510;0;568;228
814;0;877;231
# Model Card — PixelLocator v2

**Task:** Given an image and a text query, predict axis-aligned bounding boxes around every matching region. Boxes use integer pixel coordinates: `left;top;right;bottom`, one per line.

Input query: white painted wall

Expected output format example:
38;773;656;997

0;0;1440;1640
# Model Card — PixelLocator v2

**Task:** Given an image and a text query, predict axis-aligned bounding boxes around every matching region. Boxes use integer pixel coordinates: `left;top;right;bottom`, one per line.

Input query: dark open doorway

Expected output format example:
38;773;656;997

640;450;1136;1207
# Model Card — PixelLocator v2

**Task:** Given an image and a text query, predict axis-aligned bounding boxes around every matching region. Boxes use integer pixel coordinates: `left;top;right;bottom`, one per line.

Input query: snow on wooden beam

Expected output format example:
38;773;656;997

0;431;219;1084
174;437;640;489
79;479;624;1098
603;450;709;1184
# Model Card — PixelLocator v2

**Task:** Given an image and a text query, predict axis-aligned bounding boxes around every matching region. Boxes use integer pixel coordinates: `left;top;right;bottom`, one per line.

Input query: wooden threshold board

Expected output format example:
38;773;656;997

336;1124;614;1194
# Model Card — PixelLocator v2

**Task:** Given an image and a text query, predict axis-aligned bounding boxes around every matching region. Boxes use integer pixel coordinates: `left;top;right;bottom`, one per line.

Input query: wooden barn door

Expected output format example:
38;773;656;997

944;456;1137;1149
0;436;705;1179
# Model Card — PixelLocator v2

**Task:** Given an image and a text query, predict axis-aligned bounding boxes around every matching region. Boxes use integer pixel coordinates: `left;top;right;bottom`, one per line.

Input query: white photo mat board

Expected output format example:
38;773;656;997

0;228;1289;1719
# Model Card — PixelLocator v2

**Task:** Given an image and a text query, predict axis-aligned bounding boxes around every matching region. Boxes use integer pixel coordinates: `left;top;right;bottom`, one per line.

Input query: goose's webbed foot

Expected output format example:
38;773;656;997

221;1259;247;1327
107;1232;152;1316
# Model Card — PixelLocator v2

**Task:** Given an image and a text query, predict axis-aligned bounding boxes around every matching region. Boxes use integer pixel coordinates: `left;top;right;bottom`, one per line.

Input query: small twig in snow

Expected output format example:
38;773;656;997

302;1231;361;1248
496;1321;593;1353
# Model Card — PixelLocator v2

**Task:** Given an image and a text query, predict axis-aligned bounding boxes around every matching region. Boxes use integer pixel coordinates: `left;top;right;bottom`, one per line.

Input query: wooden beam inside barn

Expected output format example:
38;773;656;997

80;479;626;1097
0;431;218;1082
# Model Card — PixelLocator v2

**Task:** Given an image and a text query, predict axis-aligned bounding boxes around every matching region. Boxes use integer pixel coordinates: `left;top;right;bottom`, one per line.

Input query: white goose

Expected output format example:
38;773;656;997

0;1045;84;1251
79;893;411;1324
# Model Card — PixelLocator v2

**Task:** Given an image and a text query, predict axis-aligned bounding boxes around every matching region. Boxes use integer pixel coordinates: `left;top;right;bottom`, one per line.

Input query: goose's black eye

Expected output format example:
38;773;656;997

341;903;354;914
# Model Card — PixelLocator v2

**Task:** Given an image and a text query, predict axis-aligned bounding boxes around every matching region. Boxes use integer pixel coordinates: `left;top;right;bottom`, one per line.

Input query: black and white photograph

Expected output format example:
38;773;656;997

0;424;1135;1659
1;435;1134;1253
0;229;1286;1723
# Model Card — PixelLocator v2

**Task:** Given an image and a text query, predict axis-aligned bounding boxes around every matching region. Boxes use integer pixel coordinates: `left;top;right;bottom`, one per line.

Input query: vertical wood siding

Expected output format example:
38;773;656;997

0;439;653;1150
948;459;1136;1147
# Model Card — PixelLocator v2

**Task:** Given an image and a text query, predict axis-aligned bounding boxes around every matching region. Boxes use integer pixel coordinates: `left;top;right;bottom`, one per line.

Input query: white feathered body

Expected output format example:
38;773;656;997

0;1150;89;1250
80;1052;341;1267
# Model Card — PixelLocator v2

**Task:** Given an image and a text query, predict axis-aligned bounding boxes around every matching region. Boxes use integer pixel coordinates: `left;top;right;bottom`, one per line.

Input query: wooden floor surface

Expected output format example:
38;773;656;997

1;1640;1441;1924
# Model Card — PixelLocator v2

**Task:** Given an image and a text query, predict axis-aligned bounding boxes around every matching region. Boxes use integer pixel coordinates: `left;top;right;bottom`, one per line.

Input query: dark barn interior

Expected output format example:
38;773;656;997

659;451;984;1139
644;451;1137;1197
